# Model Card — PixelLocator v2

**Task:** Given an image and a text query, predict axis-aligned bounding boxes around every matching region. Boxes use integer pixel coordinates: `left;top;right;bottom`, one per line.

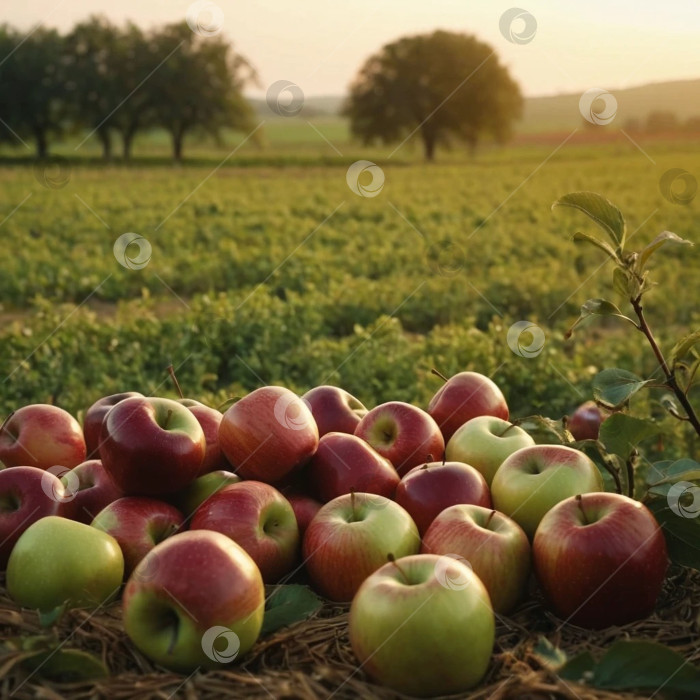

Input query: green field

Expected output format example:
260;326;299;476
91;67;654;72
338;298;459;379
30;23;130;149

1;131;698;459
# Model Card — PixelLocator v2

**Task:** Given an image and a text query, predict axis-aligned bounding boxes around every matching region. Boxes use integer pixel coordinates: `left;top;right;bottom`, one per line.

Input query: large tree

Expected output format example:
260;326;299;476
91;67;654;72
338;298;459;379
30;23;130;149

149;22;257;161
345;31;523;161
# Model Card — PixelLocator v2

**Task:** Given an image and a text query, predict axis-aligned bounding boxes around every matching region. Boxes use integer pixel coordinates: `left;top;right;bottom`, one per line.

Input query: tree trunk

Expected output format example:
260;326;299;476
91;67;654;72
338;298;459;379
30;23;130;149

34;128;48;159
122;126;136;162
172;128;185;162
97;128;112;161
422;131;436;162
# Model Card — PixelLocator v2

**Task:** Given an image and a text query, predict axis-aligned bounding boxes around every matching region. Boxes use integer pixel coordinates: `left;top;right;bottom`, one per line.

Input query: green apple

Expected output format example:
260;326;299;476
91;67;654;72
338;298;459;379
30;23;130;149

7;516;123;612
349;553;495;696
491;445;604;538
171;470;241;516
445;416;535;486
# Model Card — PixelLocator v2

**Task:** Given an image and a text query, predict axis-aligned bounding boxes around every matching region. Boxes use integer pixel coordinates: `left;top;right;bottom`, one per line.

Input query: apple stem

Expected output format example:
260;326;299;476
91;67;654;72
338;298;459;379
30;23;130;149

576;494;590;525
497;423;517;438
485;510;496;528
216;396;241;412
0;411;15;436
387;553;410;584
163;409;174;429
431;368;449;383
167;364;184;399
166;620;179;656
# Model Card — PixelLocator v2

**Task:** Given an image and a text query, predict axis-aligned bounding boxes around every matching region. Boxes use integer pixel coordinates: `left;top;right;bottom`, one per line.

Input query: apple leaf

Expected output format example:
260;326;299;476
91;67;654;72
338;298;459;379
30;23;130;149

646;458;700;487
592;368;652;408
572;231;620;261
561;640;700;695
22;648;109;681
532;637;568;671
565;298;637;339
598;414;661;461
514;415;569;445
669;329;700;367
638;231;693;271
553;192;626;252
38;603;67;628
261;585;322;637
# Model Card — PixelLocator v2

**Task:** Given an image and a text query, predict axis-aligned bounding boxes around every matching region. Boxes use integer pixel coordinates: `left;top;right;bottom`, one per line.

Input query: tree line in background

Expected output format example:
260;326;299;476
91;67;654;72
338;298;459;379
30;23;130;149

0;17;257;160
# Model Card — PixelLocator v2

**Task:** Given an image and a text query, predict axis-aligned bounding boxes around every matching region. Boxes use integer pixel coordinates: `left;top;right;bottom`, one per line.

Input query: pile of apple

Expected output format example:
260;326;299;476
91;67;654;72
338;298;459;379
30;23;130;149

0;372;669;697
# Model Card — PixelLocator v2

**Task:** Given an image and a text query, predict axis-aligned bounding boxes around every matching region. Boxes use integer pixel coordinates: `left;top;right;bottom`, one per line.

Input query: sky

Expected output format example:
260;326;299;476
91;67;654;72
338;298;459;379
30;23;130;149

5;0;700;98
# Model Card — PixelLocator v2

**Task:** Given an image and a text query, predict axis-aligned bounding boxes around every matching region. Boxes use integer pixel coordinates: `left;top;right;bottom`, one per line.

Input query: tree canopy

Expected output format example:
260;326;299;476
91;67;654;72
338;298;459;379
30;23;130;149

344;30;523;160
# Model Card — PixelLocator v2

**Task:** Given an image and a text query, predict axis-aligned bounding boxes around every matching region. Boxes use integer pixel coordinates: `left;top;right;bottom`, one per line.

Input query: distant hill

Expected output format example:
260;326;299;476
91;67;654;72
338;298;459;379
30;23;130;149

248;79;700;134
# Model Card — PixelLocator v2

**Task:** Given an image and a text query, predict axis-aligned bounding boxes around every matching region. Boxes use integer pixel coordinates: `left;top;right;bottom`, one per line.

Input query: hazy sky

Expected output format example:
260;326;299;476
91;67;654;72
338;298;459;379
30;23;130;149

6;0;700;97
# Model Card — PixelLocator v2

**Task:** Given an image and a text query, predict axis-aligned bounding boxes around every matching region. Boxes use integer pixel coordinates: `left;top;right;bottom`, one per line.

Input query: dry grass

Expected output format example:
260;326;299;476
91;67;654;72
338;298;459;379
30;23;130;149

0;565;698;700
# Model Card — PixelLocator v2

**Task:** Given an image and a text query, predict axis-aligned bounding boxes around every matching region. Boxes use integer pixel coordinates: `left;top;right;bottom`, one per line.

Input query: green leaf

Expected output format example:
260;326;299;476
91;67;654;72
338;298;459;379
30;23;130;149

572;231;620;261
613;267;631;297
559;651;595;683
38;603;67;628
532;637;568;671
638;231;694;270
565;298;637;339
261;585;322;636
598;414;661;461
22;649;109;681
670;330;700;367
593;368;652;408
553;192;626;251
646;458;700;487
514;415;569;445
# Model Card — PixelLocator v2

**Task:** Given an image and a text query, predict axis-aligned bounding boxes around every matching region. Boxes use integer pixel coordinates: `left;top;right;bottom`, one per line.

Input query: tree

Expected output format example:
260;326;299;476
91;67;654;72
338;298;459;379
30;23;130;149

149;22;257;161
344;31;523;161
645;111;679;134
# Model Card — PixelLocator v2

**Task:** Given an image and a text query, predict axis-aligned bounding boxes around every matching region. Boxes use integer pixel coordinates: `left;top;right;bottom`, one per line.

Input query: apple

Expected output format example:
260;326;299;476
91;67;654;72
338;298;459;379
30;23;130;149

349;553;495;696
303;492;420;601
445;415;535;486
6;515;123;612
568;401;607;441
428;371;509;442
123;530;264;672
0;467;68;568
286;493;322;536
491;444;604;538
307;432;400;502
302;385;368;437
394;461;491;536
62;459;123;524
83;392;143;458
99;396;205;496
0;404;86;471
171;469;241;517
533;493;668;628
191;480;299;583
218;386;319;483
91;497;184;577
179;399;230;473
354;402;444;477
421;505;531;614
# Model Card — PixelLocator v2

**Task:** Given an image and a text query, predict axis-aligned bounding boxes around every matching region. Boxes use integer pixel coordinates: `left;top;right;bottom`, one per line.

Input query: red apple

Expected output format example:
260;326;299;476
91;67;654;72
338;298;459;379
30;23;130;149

83;392;143;458
0;466;68;568
428;371;509;442
91;496;184;577
395;461;491;536
422;504;531;614
302;385;368;437
62;459;123;524
568;401;608;441
308;432;400;502
533;492;668;628
190;480;299;583
286;493;322;536
0;404;86;470
303;492;420;601
99;396;205;496
179;399;230;473
218;386;319;483
123;530;264;672
354;402;444;477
